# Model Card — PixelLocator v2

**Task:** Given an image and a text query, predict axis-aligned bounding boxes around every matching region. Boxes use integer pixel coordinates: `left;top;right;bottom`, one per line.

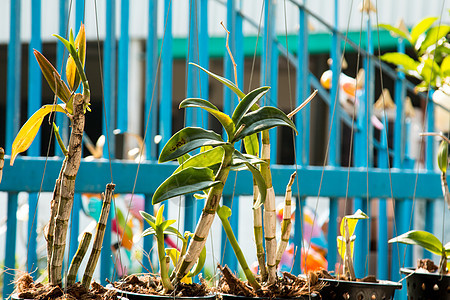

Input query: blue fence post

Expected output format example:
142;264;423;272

3;193;18;299
159;0;173;156
261;0;278;163
143;195;154;272
118;0;130;134
377;115;388;280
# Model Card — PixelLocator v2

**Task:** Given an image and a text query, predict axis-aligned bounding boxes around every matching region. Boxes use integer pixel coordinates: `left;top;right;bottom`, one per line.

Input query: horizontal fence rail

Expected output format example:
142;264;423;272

0;1;448;299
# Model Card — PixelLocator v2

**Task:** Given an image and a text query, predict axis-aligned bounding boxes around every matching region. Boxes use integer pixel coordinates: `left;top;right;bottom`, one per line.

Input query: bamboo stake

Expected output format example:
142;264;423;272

261;130;277;285
173;145;234;285
50;93;87;286
253;181;267;281
82;183;115;290
67;232;92;286
275;172;296;266
0;147;4;184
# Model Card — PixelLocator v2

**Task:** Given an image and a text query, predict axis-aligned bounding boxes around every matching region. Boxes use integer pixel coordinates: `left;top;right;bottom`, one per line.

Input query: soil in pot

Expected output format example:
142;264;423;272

216;265;325;299
109;274;215;300
12;273;118;300
316;269;402;300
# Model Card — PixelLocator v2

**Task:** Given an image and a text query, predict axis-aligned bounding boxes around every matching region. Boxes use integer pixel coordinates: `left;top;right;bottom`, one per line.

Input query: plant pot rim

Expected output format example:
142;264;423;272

220;293;320;299
108;285;217;299
318;278;402;289
400;267;450;278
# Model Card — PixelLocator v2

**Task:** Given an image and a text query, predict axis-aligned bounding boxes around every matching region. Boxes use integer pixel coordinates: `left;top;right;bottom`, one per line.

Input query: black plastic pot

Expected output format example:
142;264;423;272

221;293;320;300
317;278;402;300
111;288;216;300
401;267;450;300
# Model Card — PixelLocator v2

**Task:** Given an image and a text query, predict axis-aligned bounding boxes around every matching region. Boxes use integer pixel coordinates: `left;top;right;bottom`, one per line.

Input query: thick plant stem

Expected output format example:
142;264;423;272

0;147;4;184
46;158;66;284
157;232;174;292
261;130;277;284
50;93;86;286
343;219;356;280
67;232;92;286
173;145;234;285
218;205;261;291
82;183;115;290
253;181;267;281
275;172;296;266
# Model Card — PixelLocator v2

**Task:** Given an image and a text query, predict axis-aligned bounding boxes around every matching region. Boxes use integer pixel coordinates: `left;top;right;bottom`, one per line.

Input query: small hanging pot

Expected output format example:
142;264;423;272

401;267;450;300
317;278;402;299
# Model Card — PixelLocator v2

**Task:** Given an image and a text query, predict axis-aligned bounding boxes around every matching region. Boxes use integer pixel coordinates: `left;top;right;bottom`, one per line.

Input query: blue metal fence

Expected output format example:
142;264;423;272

0;0;446;299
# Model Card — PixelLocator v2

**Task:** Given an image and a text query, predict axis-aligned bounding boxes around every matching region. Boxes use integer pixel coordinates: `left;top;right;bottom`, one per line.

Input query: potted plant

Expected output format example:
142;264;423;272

9;24;117;299
317;210;402;299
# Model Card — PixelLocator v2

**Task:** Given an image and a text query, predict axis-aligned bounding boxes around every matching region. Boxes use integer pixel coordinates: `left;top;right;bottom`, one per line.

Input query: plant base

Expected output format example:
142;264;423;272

110;287;216;300
318;278;402;300
401;267;450;300
221;293;319;300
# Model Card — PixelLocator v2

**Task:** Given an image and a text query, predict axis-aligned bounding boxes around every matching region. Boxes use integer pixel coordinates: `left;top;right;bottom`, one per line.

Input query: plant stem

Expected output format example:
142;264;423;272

343;219;356;280
261;130;277;284
0;147;4;184
253;180;267;281
173;145;234;285
275;172;296;266
157;231;174;292
67;232;92;286
53;123;68;156
218;205;261;291
82;183;115;290
50;93;86;286
441;172;450;209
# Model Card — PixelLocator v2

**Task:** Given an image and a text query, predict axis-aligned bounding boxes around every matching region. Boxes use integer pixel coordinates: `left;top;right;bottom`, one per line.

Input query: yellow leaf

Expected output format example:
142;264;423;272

339;209;369;237
10;104;67;166
66;23;86;91
165;248;192;284
337;236;355;262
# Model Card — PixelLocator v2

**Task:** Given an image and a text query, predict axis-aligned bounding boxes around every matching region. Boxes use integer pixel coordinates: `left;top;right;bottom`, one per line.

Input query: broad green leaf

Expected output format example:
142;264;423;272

163;226;185;240
187;244;206;277
160;219;177;231
339;209;369;237
53;34;72;55
34;50;72;103
419;25;450;54
380;53;420;73
152;167;222;204
180;98;235;138
177;153;191;165
190;62;246;99
232;86;270;125
140;211;157;230
438;140;448;173
233;150;267;208
11;104;67;166
243;134;260;156
441;56;450;77
233;107;297;142
378;23;411;42
156;204;164;225
66;23;86;91
411;17;438;45
142;227;156;237
418;58;441;87
389;230;443;256
159;127;225;163
174;147;224;173
230;153;265;171
444;242;450;257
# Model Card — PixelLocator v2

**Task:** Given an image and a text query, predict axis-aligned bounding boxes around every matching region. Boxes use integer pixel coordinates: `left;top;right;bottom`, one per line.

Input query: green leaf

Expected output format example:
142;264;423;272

233;107;297;142
419;25;450;54
140;211;157;230
156;204;164;225
410;17;438;45
380;53;420;73
11;104;67;166
33;50;72;103
378;23;411;42
163;226;185;240
152;167;222;204
243;134;260;156
142;227;156;237
232;150;266;208
187;244;206;277
53;34;72;54
66;23;86;91
438;140;448;173
230;153;265;171
232;86;270;126
441;56;450;77
174;147;224;174
180;98;235;138
160;219;177;231
159;127;225;163
190;62;246;99
389;230;443;256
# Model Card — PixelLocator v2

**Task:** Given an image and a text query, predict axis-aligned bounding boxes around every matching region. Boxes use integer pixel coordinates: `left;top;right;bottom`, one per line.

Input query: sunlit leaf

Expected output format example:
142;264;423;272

140;211;157;230
34;50;72;104
163;226;185;240
174;147;224;174
378;23;411;42
190;62;246;99
337;235;355;262
230;153;265;171
66;23;86;91
187;244;206;277
152;167;222;204
156;204;164;225
159;127;225;163
11;104;67;166
233;150;266;208
142;227;156;237
243;134;260;156
339;209;369;237
389;230;443;256
233;107;297;142
419;25;450;54
232;86;270;125
160;219;177;231
380;53;420;73
410;17;438;45
438;140;448;173
166;248;193;284
180;98;235;138
441;56;450;77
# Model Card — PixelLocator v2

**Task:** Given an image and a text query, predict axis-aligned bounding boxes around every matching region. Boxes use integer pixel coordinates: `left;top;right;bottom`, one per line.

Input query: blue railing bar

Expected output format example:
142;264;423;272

1;157;444;199
377;113;388;279
292;197;305;275
145;0;158;161
159;0;173;156
393;40;406;169
3;192;18;300
117;0;130;134
308;73;355;129
143;194;153;272
372;139;394;157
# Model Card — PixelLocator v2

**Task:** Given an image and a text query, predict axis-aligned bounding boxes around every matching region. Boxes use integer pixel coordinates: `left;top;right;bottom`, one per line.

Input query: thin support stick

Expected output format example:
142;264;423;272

221;21;238;89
